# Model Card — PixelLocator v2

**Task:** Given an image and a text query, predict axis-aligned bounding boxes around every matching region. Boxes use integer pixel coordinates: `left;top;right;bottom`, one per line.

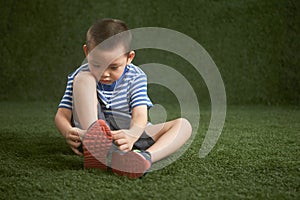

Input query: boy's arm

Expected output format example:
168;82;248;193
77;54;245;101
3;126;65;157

55;108;72;138
112;105;148;152
130;104;148;137
55;108;83;156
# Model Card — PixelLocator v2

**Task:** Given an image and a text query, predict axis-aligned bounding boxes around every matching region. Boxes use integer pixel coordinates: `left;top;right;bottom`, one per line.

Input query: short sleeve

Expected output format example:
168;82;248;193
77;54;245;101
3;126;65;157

58;75;73;110
129;73;153;109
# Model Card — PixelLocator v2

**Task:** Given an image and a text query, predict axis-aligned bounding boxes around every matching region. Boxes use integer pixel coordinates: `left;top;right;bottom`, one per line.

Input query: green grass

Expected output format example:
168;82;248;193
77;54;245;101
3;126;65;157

0;102;299;199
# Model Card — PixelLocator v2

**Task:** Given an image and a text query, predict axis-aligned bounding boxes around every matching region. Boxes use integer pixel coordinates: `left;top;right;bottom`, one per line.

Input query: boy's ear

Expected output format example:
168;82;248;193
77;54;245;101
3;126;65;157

83;44;88;56
126;51;135;65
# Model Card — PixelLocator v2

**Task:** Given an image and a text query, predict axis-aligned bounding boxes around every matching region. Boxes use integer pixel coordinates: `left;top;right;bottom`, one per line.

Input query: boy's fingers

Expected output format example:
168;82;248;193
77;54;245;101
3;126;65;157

67;134;81;141
71;147;83;156
115;138;127;146
69;130;78;134
68;129;79;136
119;144;130;152
112;132;125;140
71;128;85;140
68;140;79;148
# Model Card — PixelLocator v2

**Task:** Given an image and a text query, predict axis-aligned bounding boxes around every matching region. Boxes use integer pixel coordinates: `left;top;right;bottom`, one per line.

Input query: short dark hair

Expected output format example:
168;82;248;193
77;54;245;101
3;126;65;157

86;18;131;52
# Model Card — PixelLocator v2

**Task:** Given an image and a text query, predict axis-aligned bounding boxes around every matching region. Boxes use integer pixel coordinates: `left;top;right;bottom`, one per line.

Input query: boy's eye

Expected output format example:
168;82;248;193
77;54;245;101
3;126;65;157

110;66;118;70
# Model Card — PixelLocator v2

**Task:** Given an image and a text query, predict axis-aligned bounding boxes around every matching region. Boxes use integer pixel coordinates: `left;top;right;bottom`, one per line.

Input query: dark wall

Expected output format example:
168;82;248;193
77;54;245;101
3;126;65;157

1;0;299;105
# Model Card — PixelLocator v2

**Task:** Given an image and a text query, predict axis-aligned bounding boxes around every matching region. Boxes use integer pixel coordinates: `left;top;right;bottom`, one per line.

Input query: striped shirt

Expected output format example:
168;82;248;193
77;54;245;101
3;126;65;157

58;63;153;118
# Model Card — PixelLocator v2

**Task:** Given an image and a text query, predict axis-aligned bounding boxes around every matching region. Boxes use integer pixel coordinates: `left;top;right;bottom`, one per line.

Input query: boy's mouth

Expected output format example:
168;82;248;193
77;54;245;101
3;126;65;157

100;79;112;84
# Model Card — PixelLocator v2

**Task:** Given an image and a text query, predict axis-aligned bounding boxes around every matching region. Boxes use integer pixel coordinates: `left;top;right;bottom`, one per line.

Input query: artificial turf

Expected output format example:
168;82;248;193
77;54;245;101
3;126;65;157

0;102;299;199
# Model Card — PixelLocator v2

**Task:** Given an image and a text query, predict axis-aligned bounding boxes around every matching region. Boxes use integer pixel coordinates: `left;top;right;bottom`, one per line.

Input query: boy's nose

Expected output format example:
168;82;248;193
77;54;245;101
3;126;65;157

102;70;110;77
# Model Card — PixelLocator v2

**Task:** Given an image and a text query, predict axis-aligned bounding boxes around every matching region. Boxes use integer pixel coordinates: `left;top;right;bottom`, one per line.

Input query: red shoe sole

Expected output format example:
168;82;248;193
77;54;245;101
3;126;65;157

111;151;151;179
83;120;112;170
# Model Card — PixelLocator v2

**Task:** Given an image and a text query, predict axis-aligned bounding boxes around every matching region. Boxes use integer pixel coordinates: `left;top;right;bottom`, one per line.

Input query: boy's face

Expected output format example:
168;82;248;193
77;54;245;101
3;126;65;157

85;44;134;84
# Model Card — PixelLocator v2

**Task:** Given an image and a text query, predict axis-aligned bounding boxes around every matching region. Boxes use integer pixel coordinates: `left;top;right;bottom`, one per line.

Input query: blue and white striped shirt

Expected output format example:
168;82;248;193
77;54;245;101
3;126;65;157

58;63;153;118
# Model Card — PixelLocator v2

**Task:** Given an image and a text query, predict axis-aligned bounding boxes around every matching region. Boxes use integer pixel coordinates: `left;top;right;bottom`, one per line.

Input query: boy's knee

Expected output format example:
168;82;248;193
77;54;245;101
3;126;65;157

178;118;192;137
73;72;97;86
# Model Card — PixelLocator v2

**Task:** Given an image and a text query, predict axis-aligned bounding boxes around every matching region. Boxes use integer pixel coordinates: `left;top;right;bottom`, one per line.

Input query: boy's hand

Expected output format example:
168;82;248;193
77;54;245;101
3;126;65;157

65;127;84;156
111;130;139;152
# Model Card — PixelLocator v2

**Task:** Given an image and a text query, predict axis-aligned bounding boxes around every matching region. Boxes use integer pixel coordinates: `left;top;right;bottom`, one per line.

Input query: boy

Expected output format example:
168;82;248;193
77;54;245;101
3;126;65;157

55;18;192;178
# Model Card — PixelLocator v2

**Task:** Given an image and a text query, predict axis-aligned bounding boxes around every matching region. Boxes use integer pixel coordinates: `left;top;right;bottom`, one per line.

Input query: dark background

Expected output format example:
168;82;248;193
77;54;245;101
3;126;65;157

1;0;299;105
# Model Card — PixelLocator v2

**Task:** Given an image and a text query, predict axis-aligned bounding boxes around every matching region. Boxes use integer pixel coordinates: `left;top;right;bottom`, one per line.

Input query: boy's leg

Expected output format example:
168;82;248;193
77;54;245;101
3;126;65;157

110;118;191;178
73;72;113;170
145;118;192;163
73;71;98;130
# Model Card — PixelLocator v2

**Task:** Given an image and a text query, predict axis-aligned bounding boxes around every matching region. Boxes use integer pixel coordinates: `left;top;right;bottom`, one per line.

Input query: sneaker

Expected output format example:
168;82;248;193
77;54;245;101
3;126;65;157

83;119;112;170
111;150;152;179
